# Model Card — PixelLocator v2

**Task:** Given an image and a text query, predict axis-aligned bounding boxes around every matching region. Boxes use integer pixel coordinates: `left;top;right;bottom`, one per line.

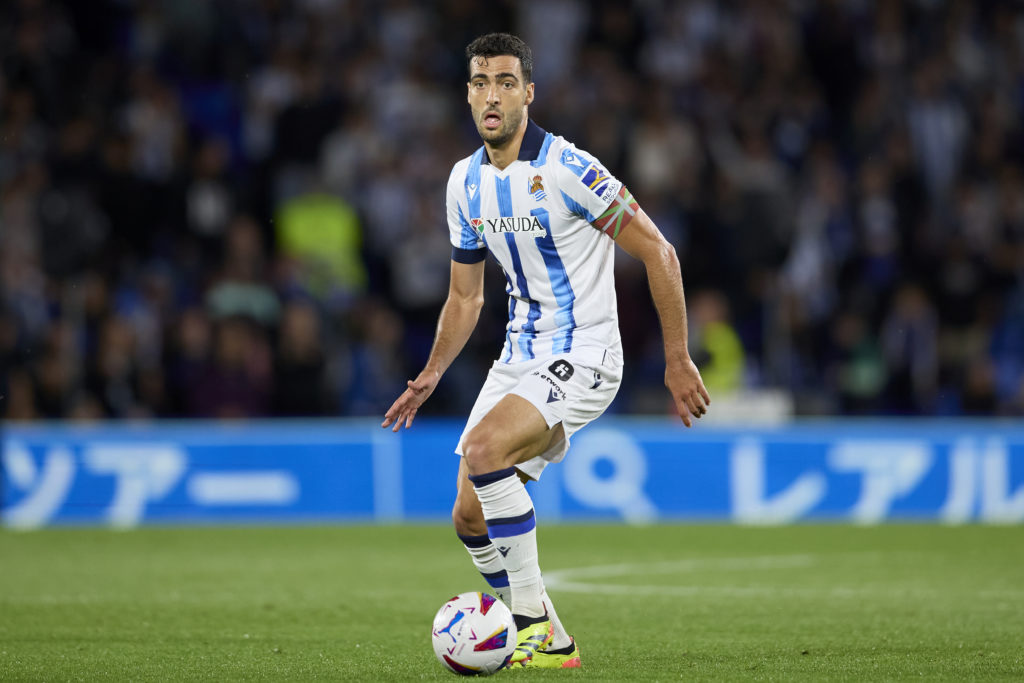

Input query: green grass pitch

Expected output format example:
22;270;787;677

1;524;1022;681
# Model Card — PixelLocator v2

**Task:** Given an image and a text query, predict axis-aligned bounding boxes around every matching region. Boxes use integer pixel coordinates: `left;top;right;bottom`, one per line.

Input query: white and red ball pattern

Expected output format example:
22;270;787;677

431;592;517;675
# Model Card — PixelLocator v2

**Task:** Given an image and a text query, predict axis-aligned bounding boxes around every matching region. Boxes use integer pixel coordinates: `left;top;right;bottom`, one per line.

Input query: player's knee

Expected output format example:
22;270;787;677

461;429;504;475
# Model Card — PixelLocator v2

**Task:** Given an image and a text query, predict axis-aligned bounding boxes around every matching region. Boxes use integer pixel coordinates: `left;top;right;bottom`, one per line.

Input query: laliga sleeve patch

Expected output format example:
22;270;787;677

580;163;613;198
548;359;575;381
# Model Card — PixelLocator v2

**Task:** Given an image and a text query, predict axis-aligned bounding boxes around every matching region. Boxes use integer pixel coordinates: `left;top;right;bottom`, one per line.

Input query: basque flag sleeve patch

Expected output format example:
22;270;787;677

592;185;639;239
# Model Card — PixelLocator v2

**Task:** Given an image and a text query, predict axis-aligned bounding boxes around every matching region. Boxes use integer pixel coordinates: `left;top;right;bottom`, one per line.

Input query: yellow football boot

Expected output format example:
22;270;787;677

507;616;553;666
523;637;581;669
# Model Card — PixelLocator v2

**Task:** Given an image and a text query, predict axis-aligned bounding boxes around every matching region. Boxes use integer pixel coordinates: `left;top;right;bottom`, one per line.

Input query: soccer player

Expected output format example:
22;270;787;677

382;33;710;669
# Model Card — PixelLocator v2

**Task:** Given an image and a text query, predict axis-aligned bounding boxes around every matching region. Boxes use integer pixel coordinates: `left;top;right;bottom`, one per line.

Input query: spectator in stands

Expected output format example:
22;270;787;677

187;315;272;419
0;0;1022;421
273;298;334;417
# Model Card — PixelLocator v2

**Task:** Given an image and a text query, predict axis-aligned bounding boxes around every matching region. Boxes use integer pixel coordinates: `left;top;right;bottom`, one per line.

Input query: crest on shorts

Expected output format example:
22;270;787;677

529;175;546;201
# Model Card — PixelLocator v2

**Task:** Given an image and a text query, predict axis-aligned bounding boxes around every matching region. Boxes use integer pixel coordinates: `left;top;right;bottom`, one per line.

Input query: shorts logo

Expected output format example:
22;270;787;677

529;175;546;201
548;360;574;381
533;369;568;400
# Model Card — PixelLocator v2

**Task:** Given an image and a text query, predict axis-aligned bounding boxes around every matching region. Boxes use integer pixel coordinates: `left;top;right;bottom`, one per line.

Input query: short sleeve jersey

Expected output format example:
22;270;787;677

446;121;638;366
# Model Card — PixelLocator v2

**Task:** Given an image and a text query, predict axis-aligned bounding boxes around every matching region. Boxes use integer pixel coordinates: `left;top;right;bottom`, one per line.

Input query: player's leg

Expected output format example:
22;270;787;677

453;456;512;605
520;359;621;669
451;363;523;608
453;454;576;639
453;456;578;661
462;393;559;614
461;393;563;664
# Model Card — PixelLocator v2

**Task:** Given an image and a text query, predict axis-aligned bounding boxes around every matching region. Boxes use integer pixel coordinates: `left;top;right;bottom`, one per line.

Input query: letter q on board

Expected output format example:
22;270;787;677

564;428;657;522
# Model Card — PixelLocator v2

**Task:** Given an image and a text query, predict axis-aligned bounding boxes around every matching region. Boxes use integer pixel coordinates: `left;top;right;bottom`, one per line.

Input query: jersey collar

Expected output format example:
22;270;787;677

481;119;547;165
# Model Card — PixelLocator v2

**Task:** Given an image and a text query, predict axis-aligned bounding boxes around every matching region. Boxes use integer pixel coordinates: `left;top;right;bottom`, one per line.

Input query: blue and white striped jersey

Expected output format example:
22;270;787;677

447;121;632;367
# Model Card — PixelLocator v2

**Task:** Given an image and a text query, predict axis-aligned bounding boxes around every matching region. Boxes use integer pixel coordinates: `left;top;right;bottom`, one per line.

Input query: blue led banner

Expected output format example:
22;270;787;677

3;419;1023;527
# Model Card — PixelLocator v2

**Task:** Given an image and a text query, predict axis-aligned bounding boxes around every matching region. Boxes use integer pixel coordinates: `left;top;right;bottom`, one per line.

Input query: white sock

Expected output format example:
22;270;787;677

541;585;572;650
457;534;570;647
469;467;544;618
457;532;510;605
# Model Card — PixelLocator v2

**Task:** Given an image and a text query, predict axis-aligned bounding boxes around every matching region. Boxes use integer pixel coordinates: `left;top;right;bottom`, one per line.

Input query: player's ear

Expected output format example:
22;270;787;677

467;82;472;104
525;82;534;106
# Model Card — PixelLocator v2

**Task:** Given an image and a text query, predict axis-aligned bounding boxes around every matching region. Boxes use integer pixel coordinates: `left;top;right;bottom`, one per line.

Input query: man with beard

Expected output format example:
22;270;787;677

383;33;710;669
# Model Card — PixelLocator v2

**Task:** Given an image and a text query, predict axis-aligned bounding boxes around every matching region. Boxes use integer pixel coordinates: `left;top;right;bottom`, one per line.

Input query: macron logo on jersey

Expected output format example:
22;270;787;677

563;153;585;169
559;148;591;176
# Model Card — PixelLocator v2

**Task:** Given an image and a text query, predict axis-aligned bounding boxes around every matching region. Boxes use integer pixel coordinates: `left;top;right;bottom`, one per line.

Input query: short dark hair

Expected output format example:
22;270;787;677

466;33;533;84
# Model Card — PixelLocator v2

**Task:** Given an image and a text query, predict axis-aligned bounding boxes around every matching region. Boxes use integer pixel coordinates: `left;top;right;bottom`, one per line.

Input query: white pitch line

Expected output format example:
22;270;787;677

542;554;1024;601
544;581;999;601
544;554;819;597
544;554;817;582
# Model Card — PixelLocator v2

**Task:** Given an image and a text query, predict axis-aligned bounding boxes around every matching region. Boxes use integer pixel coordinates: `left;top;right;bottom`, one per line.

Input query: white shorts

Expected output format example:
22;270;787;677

455;352;622;480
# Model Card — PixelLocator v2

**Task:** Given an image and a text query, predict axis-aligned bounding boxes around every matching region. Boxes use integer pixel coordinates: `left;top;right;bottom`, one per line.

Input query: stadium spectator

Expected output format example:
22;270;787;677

273;297;333;417
187;315;272;419
1;0;1023;421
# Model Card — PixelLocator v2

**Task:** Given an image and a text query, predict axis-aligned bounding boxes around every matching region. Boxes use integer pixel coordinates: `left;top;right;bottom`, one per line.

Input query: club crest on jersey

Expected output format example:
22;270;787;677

529;175;546;201
470;218;484;232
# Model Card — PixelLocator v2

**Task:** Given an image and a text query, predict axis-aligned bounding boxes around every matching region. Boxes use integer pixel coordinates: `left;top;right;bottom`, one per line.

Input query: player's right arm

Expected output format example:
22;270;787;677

382;259;485;431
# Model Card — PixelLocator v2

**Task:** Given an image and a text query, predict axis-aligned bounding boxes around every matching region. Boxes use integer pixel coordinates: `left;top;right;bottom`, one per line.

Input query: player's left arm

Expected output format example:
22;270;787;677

608;195;711;426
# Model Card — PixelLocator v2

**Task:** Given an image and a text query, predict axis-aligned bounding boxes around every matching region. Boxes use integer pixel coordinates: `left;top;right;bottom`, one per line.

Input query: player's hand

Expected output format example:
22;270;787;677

666;357;710;428
381;369;441;432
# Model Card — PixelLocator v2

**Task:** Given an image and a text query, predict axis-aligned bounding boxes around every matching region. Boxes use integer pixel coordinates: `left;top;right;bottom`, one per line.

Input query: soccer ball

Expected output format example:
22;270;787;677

431;592;516;675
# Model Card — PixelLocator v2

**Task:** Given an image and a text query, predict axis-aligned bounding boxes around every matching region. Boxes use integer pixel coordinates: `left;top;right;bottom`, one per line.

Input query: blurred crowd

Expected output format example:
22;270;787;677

2;0;1023;421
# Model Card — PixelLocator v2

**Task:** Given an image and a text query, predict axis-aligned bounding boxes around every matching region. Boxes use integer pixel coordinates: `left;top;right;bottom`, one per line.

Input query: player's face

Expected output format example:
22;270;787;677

467;55;534;148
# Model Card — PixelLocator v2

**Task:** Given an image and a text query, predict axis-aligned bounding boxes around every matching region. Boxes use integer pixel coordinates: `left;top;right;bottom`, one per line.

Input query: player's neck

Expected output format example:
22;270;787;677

484;118;529;171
